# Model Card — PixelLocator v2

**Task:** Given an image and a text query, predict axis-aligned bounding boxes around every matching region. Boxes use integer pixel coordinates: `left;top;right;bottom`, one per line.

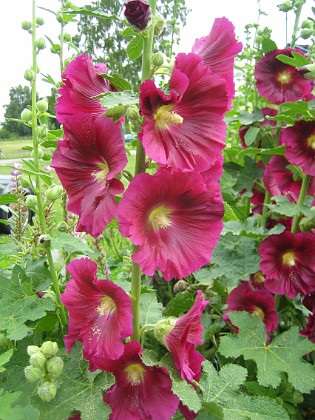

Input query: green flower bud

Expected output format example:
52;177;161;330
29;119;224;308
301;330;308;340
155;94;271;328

30;351;46;369
301;20;312;29
40;341;59;358
277;1;292;12
36;125;48;139
105;105;127;123
153;14;165;36
24;68;35;82
56;12;63;23
27;345;41;356
37;381;57;402
45;185;64;202
152;52;164;68
301;28;313;39
31;147;44;159
24;365;45;382
173;279;188;293
62;33;72;42
36;17;44;27
154;318;176;346
25;195;37;211
36;99;48;113
21;108;33;122
57;221;68;232
46;356;64;378
21;21;32;31
35;38;46;50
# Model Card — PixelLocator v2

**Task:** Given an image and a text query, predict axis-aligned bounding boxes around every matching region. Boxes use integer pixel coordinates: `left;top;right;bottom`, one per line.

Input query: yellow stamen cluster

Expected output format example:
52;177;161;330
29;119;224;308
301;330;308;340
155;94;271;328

125;363;146;385
92;161;109;183
148;205;172;231
307;134;315;150
253;306;265;320
277;71;291;85
155;105;183;130
282;251;296;267
96;296;116;316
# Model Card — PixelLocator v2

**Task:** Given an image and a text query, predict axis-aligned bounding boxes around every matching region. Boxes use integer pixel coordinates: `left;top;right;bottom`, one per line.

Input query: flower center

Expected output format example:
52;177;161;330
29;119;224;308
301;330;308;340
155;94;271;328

148;205;172;230
253;271;265;283
277;71;291;85
92;161;109;183
253;306;265;320
96;295;116;316
307;134;315;150
124;363;146;385
282;251;296;267
155;105;183;130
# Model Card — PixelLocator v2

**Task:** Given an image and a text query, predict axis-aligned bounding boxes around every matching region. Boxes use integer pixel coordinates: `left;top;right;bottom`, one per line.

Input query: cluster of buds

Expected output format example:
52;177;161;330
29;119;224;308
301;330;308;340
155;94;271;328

24;341;64;402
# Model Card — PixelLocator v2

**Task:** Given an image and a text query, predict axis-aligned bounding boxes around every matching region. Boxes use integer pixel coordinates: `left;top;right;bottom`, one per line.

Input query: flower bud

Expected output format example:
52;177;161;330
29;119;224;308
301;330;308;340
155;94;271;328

35;38;46;50
25;195;37;211
36;17;44;27
152;52;164;68
46;356;64;378
24;365;45;382
21;108;33;122
37;381;57;402
126;105;140;121
31;147;44;159
27;345;41;356
57;221;68;232
40;341;59;358
62;33;72;42
45;185;64;202
173;279;188;293
21;21;32;31
29;351;46;369
36;125;48;139
24;68;35;82
277;1;292;12
301;28;313;39
124;0;151;30
56;12;63;23
36;99;48;113
154;318;176;345
301;20;312;29
105;105;127;122
153;14;165;36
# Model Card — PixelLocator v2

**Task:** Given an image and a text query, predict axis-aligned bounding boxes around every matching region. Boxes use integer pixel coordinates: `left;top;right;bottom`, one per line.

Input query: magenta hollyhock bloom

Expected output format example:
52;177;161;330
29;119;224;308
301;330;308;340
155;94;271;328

192;17;242;103
124;0;151;30
282;120;315;176
223;282;278;334
52;113;127;237
56;54;114;124
262;155;315;203
300;294;315;343
118;167;224;280
61;258;133;361
254;48;313;105
95;341;179;420
259;231;315;298
139;52;228;171
156;290;208;382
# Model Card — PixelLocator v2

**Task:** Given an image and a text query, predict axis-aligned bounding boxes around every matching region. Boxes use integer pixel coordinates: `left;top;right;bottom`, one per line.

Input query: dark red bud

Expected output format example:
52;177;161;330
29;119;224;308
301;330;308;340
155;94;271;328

124;0;151;30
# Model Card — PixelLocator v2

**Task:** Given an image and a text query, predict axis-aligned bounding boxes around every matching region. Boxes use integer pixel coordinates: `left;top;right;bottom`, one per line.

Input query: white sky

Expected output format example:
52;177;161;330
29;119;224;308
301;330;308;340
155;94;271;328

0;0;313;124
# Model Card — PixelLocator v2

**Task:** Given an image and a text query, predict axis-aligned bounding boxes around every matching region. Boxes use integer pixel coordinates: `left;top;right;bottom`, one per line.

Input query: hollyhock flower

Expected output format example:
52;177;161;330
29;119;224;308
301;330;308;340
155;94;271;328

56;54;113;124
52;113;127;237
154;290;208;382
118;167;224;280
282;120;315;176
61;258;133;361
223;282;278;334
249;271;267;290
95;341;179;420
258;231;315;298
124;0;151;30
139;52;228;171
262;155;315;202
192;17;242;103
254;48;313;104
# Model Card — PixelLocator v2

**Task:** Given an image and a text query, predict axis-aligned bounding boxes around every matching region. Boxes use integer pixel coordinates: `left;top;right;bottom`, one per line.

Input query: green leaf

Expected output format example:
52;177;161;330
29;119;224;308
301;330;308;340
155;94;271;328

0;194;18;205
261;38;277;54
99;91;139;109
0;389;40;420
0;349;13;373
244;127;261;146
219;312;315;393
50;232;98;258
199;361;289;419
140;292;163;326
234;156;264;192
267;195;315;218
223;202;239;222
163;291;195;317
100;73;131;91
222;217;286;238
66;8;121;21
276;52;310;67
126;35;143;60
31;343;114;420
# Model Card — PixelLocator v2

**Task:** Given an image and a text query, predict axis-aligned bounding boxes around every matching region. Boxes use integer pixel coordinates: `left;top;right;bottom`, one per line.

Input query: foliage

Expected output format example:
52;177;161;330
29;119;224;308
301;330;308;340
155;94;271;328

3;85;34;137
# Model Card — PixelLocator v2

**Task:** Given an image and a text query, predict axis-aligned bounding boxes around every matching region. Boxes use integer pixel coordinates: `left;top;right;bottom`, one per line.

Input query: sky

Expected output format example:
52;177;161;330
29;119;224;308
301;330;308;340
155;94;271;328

0;0;314;124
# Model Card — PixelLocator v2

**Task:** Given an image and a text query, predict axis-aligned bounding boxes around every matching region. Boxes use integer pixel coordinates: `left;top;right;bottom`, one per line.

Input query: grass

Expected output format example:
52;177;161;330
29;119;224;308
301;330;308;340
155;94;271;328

0;137;33;175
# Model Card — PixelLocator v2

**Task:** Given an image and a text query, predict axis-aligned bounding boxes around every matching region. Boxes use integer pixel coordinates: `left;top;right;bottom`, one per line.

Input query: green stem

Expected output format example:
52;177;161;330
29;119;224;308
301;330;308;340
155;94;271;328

130;0;156;342
291;174;311;234
31;0;67;326
290;0;305;48
261;191;270;229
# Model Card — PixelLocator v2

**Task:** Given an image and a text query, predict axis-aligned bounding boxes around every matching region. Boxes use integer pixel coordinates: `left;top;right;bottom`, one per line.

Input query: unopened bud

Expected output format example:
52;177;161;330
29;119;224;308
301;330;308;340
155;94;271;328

105;105;127;122
21;21;32;31
154;14;165;36
27;345;41;356
25;195;37;210
30;351;46;369
124;0;151;31
301;20;312;29
24;68;35;82
51;44;61;54
35;38;46;50
21;108;33;122
152;52;164;68
40;341;59;358
173;279;188;293
46;356;64;378
126;105;140;121
301;28;313;39
36;99;48;113
36;125;48;139
45;185;64;202
56;12;63;23
31;147;44;159
277;1;292;12
154;318;176;345
37;381;57;402
62;33;72;42
24;365;45;382
57;221;68;232
36;17;44;27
